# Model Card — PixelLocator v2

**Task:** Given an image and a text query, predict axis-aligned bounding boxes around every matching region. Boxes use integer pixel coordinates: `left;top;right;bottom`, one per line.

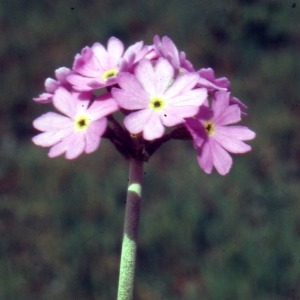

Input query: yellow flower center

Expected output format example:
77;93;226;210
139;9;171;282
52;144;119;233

149;97;166;111
205;120;215;135
75;115;90;131
102;69;118;81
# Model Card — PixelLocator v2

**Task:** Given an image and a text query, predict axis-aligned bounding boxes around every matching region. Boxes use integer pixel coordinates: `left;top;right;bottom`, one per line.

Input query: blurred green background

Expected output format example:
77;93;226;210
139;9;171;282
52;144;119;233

1;0;300;299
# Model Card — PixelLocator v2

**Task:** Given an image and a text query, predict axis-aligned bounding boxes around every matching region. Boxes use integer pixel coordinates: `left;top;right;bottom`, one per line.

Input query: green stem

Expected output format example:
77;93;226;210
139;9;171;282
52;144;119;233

117;159;144;300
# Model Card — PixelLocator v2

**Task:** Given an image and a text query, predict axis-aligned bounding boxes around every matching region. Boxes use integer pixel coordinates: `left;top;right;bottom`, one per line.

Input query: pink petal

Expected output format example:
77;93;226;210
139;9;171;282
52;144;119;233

195;104;211;120
33;112;73;131
84;118;107;153
214;131;252;153
74;90;93;101
211;139;233;175
67;74;104;91
214;104;241;126
153;58;175;94
162;106;200;126
112;88;146;110
211;91;230;120
153;35;161;50
179;51;194;72
230;96;247;111
55;67;72;84
197;141;214;174
215;77;231;90
32;128;73;147
124;109;153;134
123;41;143;61
164;73;199;99
132;44;149;63
33;93;52;103
45;78;59;93
184;118;206;147
92;43;110;70
120;44;149;72
197;77;227;91
134;59;157;95
161;36;178;56
106;37;124;66
90;95;119;120
144;45;158;60
73;47;103;77
65;134;85;159
53;87;88;118
112;73;149;109
120;41;144;70
198;68;215;82
88;118;107;137
198;68;231;90
48;133;85;159
143;112;165;140
160;36;180;69
167;88;207;107
216;126;256;141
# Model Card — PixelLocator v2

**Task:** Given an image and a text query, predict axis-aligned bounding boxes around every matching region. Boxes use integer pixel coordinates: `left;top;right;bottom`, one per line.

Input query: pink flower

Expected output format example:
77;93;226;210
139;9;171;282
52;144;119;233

32;87;118;159
67;37;148;91
112;58;207;140
185;91;255;175
33;67;73;103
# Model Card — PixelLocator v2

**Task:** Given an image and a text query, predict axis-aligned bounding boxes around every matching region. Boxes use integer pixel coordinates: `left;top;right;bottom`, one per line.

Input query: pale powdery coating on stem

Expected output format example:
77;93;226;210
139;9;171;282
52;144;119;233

112;57;207;140
185;91;255;175
32;87;118;159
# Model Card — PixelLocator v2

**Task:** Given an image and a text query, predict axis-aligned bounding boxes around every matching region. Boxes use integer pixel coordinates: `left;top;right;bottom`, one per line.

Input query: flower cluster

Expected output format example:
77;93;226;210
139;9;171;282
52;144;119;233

32;36;255;175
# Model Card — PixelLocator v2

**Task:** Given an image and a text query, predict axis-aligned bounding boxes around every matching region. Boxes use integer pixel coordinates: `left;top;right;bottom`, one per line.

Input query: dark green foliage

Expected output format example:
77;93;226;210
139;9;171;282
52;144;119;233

1;0;300;299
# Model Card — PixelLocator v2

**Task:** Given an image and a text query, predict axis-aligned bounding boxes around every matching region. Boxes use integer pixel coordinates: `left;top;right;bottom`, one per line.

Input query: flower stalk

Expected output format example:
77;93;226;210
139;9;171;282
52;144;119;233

117;158;144;300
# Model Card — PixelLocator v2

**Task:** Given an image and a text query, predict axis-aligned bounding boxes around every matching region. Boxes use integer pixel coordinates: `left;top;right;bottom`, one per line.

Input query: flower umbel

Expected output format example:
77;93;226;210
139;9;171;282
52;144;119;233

32;35;255;168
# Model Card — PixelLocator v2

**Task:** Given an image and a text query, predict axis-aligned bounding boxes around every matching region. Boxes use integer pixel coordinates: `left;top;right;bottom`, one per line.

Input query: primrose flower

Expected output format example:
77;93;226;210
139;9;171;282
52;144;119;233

67;37;148;91
112;57;207;140
32;87;118;159
33;67;73;103
185;91;255;175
